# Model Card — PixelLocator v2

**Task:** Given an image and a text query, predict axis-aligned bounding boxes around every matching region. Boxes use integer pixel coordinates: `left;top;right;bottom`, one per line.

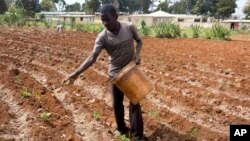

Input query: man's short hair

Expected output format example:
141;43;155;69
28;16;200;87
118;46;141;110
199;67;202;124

100;4;117;16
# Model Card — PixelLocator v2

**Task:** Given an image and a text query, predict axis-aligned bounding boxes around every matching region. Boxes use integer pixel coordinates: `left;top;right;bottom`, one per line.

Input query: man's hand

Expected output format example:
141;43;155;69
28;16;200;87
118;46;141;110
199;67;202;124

134;55;141;65
62;73;78;85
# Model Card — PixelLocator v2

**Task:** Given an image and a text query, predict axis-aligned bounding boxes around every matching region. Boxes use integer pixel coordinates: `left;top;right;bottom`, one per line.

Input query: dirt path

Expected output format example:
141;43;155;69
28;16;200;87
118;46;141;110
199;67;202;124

0;27;249;141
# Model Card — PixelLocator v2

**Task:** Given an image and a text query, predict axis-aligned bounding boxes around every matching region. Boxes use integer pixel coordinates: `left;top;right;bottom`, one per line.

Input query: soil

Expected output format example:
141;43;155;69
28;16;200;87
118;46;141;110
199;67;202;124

0;27;249;141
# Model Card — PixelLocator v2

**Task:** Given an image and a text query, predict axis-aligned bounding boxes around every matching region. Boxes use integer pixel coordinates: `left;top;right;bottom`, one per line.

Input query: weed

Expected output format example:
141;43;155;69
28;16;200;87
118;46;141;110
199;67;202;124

93;111;100;121
211;24;231;40
118;134;131;141
153;22;181;38
139;20;151;36
21;88;31;98
182;33;188;38
40;112;51;121
191;25;202;38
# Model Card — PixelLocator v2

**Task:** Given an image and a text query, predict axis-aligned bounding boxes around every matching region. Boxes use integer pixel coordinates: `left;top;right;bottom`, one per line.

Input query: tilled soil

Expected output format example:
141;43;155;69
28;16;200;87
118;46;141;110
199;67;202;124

0;27;249;141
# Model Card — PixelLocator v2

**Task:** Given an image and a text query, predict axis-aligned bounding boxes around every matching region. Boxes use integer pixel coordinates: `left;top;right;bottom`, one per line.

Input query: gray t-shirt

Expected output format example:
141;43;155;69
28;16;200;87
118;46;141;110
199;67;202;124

92;21;141;77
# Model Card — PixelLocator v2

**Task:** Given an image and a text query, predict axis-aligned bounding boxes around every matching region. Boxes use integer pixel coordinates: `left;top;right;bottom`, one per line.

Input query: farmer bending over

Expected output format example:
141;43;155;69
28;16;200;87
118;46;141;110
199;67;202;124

63;4;144;141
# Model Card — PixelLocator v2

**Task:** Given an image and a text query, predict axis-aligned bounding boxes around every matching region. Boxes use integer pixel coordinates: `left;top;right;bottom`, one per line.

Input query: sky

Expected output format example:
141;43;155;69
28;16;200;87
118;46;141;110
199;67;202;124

64;0;248;16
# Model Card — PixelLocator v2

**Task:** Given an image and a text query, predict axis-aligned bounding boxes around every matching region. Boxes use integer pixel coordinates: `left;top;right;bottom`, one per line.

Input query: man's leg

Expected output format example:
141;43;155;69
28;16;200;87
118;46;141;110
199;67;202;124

111;84;127;132
129;102;144;139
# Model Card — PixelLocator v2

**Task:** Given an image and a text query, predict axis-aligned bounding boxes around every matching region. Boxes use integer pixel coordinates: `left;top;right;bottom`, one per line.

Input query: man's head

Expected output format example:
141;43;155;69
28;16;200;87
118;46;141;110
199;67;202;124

100;4;119;32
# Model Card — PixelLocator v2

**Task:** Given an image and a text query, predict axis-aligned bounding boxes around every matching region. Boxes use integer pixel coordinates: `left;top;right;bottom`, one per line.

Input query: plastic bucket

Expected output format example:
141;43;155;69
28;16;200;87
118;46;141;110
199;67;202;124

111;61;154;104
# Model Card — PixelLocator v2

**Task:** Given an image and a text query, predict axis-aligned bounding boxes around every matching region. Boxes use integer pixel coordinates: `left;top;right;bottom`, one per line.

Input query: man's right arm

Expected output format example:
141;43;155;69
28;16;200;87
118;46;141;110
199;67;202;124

73;52;99;76
63;52;99;84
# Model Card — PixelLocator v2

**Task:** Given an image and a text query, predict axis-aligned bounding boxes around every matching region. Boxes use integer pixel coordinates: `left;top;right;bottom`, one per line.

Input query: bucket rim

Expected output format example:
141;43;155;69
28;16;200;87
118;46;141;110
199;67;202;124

111;61;136;84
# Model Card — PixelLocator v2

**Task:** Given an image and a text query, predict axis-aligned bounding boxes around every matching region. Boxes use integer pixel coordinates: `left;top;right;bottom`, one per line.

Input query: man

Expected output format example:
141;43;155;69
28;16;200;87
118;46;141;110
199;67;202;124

63;4;144;141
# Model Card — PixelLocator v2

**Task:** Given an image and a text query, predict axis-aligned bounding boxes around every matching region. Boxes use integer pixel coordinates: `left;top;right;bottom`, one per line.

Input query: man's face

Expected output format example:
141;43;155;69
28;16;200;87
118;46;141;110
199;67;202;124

101;13;117;32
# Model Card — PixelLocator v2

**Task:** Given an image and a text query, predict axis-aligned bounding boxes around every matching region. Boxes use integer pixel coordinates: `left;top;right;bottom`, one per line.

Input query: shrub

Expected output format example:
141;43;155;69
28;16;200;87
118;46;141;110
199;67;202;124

43;19;52;28
182;33;188;38
211;24;231;40
2;4;27;26
153;22;181;38
204;30;212;39
139;20;151;36
191;25;202;38
76;23;104;33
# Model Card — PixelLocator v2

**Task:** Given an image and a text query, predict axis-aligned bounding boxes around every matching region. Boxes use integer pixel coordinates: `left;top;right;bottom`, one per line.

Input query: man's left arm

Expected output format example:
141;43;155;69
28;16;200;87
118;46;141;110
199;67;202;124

134;38;142;65
131;24;142;65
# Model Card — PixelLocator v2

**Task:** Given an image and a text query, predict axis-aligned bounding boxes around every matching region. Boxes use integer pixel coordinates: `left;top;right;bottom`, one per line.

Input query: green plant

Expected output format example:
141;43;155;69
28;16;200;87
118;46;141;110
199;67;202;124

93;111;100;121
2;4;27;27
171;24;181;38
211;24;231;40
240;24;248;31
76;23;104;33
153;22;181;38
204;30;212;39
118;134;131;141
182;33;188;38
191;25;202;38
70;17;76;29
139;20;151;36
21;88;31;98
43;19;52;28
40;112;51;121
189;127;200;139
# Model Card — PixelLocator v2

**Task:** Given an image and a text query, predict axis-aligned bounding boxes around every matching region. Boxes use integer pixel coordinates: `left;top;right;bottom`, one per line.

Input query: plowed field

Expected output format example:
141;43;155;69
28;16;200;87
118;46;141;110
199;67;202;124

0;28;249;141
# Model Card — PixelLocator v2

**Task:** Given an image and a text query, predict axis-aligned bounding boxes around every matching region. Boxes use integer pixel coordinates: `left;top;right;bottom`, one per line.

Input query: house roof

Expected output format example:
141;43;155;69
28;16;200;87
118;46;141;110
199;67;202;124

148;10;173;17
223;20;250;23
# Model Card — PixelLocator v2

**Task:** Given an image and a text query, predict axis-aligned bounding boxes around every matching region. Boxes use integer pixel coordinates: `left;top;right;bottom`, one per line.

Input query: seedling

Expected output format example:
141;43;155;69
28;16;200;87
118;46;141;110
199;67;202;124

40;112;51;121
21;88;31;98
92;111;100;121
189;127;200;139
118;134;131;141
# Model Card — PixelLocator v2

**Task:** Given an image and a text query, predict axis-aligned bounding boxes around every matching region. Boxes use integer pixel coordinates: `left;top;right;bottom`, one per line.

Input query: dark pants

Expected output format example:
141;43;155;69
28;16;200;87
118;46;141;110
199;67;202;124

110;83;144;138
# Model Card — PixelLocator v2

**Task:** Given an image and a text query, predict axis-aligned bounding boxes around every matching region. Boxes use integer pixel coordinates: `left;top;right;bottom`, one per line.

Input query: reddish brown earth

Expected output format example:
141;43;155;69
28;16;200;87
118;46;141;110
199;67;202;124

0;27;249;141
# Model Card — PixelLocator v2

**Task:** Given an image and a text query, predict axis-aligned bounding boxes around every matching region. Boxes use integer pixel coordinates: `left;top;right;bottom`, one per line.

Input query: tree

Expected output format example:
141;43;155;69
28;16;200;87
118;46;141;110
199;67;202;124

0;0;8;14
41;0;54;11
83;0;100;14
243;0;250;18
139;0;151;13
192;0;206;15
15;0;37;15
65;2;81;12
34;0;41;13
215;0;237;19
186;0;196;14
156;0;169;12
168;0;187;14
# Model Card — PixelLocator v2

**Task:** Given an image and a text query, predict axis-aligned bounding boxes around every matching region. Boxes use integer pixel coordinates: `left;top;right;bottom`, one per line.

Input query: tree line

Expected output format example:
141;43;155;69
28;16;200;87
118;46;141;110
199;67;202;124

0;0;250;19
